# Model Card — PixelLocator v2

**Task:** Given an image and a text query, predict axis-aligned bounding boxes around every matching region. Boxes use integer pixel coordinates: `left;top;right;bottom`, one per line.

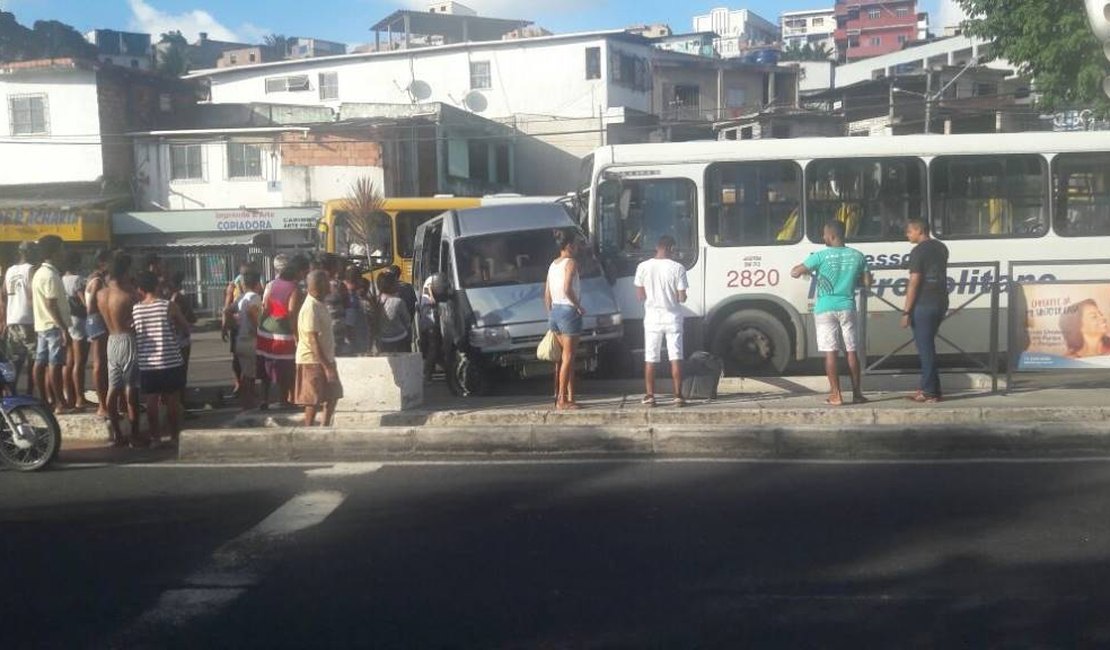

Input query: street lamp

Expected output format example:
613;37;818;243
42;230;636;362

1083;0;1110;97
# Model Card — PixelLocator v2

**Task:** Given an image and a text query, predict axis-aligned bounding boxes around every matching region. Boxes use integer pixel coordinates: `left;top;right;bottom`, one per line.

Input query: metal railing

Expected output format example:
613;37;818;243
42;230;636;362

859;261;1001;393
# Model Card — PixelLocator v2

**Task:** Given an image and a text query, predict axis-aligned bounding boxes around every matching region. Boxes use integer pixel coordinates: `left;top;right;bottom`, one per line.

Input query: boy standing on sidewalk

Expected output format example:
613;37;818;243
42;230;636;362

792;220;872;406
295;271;343;427
133;271;190;446
634;236;689;407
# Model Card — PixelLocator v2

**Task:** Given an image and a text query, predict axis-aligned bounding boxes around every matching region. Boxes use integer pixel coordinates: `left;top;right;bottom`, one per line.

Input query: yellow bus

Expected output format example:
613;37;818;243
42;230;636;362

319;195;562;283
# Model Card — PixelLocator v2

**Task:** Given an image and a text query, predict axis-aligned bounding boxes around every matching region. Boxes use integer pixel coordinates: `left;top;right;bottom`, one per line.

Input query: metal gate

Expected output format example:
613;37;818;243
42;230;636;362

158;250;273;319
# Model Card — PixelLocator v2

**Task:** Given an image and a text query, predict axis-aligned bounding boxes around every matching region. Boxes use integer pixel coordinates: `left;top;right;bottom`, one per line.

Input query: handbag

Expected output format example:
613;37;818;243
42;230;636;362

536;330;562;362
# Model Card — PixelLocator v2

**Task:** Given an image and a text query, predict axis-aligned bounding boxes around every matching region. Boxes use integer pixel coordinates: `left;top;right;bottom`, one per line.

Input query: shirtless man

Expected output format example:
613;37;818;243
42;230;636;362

98;254;140;446
84;249;111;417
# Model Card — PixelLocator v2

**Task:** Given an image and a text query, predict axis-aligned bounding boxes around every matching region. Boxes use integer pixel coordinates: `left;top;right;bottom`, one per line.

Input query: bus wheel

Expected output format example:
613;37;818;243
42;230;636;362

711;309;791;376
446;350;493;397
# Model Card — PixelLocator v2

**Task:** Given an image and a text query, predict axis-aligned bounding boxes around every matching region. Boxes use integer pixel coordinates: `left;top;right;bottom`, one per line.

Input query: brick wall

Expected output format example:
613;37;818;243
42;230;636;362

280;133;383;168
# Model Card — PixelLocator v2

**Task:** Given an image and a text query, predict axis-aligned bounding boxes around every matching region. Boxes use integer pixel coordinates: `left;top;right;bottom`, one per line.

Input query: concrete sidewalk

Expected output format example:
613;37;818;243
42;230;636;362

171;375;1110;462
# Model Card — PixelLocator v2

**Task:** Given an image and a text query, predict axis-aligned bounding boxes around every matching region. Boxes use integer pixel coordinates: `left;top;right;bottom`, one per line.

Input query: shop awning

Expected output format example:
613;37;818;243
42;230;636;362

115;231;268;248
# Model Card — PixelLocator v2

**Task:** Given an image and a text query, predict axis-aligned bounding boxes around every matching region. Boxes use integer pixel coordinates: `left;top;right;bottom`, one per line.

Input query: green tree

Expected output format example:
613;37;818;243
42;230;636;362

0;11;36;60
781;41;832;62
263;33;291;57
156;30;189;76
956;0;1110;111
31;20;97;59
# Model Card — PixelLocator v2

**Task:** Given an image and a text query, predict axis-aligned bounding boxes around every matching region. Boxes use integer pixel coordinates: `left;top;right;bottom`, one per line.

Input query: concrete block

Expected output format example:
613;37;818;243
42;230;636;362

178;429;294;462
336;353;423;412
531;426;652;454
872;408;976;426
648;408;762;427
760;408;875;426
775;426;859;458
415;426;534;454
330;428;416;457
652;426;775;456
542;410;650;427
58;413;113;442
979;407;1093;424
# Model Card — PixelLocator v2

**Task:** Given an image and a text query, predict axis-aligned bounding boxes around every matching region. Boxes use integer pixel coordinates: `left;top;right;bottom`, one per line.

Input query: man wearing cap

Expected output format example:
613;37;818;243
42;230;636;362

1;241;40;395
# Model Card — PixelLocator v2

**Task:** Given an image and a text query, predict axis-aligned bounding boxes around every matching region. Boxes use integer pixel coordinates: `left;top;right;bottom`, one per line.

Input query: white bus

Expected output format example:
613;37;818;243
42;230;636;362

579;132;1110;374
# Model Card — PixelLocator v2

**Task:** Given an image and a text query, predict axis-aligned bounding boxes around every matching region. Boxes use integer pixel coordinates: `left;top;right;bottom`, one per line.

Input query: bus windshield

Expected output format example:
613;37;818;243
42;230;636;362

333;209;393;266
396;211;444;260
455;229;600;290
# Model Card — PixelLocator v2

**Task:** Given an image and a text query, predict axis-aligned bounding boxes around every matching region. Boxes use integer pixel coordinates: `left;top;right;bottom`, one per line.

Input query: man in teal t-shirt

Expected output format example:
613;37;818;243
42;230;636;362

791;220;872;406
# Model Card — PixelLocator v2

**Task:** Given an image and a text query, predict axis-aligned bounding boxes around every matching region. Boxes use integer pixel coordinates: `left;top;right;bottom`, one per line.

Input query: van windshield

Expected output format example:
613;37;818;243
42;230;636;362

455;229;600;289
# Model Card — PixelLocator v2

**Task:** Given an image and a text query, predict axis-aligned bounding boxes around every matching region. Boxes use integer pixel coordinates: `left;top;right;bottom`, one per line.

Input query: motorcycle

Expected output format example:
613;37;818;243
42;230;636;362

0;354;61;471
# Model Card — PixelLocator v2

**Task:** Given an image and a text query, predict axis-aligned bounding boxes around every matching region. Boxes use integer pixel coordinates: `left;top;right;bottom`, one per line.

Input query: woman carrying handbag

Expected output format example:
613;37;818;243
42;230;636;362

543;229;586;410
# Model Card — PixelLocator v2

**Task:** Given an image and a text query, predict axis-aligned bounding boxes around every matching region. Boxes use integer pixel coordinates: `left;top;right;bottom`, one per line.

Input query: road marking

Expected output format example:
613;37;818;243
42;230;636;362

304;462;384;477
115;490;345;645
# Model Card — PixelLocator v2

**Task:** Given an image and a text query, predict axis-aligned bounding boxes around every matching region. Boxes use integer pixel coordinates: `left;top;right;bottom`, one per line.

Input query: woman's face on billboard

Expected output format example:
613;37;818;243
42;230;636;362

1081;303;1109;338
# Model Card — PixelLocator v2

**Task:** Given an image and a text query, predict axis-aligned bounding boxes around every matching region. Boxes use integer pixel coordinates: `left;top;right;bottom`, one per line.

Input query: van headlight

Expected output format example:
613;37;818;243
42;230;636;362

469;327;511;348
596;313;622;328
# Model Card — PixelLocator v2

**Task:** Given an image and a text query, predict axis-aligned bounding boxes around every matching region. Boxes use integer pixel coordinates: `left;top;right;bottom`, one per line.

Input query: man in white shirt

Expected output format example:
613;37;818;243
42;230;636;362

634;236;689;407
1;241;39;395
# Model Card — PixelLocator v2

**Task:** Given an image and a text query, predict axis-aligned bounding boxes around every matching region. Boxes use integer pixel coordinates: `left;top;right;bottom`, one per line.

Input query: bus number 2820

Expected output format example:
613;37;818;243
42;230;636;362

726;269;780;288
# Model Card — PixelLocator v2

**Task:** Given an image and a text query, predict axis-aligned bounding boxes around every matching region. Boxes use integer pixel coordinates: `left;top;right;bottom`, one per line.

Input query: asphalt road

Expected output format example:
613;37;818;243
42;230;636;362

4;458;1110;649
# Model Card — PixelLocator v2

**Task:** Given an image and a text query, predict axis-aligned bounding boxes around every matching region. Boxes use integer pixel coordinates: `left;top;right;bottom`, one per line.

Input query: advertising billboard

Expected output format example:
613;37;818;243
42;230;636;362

1014;282;1110;370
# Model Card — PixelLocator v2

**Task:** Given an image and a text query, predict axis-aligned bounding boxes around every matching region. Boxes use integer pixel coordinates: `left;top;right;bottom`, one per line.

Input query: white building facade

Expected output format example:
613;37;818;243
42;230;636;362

780;8;836;56
0;62;106;186
692;8;779;58
834;34;1009;88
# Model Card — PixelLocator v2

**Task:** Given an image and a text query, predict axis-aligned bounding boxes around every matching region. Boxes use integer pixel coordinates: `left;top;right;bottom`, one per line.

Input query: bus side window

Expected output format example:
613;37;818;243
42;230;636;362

706;161;801;247
1053;153;1110;237
806;157;926;243
931;154;1047;238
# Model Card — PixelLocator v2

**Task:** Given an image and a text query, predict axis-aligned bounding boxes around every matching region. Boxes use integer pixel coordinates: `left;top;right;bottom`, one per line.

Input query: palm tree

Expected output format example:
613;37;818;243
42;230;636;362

341;176;386;264
781;41;833;62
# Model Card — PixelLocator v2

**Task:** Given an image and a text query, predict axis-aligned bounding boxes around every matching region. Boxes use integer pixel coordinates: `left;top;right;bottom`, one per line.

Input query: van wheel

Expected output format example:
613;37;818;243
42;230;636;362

446;350;492;397
711;309;791;376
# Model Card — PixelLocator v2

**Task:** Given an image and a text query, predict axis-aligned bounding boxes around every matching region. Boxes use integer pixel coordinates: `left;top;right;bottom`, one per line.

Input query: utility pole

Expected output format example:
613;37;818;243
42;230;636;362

923;70;932;134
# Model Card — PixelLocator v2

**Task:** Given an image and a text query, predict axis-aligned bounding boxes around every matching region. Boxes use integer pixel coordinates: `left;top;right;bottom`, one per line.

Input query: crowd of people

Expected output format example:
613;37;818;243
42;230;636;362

221;253;421;426
1;237;196;447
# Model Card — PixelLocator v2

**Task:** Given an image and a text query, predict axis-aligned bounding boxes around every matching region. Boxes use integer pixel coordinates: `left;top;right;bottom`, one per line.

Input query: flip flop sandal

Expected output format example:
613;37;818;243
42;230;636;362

641;395;656;407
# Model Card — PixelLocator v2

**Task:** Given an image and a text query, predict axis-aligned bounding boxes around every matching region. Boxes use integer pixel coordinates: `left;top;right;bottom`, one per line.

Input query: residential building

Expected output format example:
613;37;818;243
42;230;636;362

692;8;779;59
651;32;719;58
427;1;478;15
809;66;1038;136
0;58;194;257
503;26;554;40
218;46;283;68
834;0;919;62
627;24;674;39
833;34;1011;88
153;32;252;71
371;6;530;51
185;28;796;193
84;29;154;70
287;37;347;59
780;8;836;57
130;101;517;212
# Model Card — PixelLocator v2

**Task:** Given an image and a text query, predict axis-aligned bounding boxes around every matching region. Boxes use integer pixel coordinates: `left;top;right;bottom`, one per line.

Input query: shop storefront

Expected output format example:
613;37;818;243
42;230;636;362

0;208;112;265
112;207;320;317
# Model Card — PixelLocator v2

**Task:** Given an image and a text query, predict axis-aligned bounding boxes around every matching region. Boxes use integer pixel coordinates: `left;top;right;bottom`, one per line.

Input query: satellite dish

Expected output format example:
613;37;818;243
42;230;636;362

406;80;432;102
462;90;488;113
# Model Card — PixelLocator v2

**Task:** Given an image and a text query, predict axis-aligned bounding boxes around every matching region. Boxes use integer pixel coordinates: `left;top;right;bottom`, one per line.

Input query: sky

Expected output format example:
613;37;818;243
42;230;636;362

0;0;961;47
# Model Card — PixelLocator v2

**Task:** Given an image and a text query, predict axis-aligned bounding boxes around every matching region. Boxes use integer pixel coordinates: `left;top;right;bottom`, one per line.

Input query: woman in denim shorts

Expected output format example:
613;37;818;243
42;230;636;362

544;229;585;410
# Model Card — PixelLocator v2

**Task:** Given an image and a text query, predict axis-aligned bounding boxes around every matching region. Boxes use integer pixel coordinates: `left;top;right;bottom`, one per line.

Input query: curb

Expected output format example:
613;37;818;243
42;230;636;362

227;405;1110;430
178;422;1110;462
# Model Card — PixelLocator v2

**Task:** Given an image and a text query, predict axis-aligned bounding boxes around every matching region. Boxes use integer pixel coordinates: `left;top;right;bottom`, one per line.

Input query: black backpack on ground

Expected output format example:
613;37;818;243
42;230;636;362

681;351;724;401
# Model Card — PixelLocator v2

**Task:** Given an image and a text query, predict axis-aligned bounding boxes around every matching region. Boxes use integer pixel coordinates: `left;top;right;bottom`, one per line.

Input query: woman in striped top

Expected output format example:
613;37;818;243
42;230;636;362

133;270;190;446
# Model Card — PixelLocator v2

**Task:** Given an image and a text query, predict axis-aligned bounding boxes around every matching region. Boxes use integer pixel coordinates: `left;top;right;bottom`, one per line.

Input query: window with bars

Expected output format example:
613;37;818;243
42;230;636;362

470;61;491;89
319;72;339;100
867;8;881;19
8;94;49;135
227;142;263;179
264;75;311;93
170;144;204;181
